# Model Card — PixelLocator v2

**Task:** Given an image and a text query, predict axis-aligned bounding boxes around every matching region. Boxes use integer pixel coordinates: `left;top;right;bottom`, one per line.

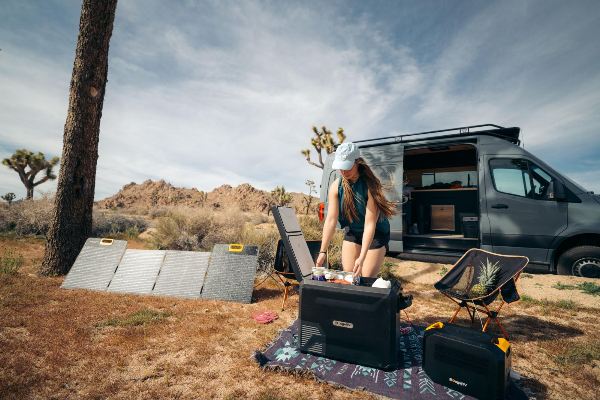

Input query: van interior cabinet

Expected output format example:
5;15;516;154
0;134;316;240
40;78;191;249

410;189;478;234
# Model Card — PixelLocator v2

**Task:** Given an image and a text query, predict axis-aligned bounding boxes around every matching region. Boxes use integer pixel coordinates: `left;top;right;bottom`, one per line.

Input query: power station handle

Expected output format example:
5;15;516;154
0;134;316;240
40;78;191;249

491;204;509;209
100;238;114;246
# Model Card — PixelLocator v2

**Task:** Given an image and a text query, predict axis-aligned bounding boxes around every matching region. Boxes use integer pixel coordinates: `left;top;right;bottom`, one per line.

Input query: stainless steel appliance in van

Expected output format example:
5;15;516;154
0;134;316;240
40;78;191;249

319;124;600;278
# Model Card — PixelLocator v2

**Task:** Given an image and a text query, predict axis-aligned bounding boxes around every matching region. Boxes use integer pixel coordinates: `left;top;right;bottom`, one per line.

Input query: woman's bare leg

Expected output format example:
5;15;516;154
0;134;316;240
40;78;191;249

341;240;361;272
361;246;386;277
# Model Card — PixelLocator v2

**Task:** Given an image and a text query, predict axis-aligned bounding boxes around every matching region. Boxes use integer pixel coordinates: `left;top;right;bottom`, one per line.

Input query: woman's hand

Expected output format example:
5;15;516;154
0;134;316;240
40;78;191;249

353;256;365;277
315;252;327;268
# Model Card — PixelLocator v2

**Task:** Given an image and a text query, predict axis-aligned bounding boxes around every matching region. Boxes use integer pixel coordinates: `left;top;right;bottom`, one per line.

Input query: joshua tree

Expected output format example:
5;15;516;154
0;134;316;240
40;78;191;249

267;185;293;215
2;192;16;206
2;149;60;199
301;126;346;169
197;190;208;207
303;179;316;214
42;0;118;276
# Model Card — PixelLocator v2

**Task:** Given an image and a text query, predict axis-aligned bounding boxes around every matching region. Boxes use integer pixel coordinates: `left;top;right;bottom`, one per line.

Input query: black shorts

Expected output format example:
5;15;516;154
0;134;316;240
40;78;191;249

343;229;390;252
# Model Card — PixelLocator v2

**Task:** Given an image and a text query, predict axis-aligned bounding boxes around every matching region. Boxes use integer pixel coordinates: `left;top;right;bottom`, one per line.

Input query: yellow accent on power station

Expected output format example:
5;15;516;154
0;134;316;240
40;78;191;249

100;238;114;246
228;243;244;253
494;337;511;353
425;322;444;331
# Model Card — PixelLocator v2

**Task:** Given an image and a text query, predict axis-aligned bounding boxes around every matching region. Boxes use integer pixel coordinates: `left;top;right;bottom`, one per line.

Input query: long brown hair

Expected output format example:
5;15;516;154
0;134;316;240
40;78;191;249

340;157;398;223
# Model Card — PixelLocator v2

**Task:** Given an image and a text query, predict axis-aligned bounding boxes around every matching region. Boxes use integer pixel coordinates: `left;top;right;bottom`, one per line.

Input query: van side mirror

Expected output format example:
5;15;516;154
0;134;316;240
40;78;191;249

549;181;567;201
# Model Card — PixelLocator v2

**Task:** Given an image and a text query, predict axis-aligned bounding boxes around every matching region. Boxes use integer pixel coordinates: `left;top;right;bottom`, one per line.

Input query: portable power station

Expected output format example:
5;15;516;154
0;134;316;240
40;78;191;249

422;322;511;400
299;278;404;370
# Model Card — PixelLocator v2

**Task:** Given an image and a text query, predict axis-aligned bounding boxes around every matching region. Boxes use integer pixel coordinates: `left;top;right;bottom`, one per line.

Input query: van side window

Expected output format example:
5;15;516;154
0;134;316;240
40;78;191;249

490;159;530;197
490;159;555;200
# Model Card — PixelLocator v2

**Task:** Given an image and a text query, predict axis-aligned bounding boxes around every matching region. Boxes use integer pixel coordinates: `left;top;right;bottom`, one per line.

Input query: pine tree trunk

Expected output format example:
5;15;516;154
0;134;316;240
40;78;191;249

26;186;34;200
41;0;118;275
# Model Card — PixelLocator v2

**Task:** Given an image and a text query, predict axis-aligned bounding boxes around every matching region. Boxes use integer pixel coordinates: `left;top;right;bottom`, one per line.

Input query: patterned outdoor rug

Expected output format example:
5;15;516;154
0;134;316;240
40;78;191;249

254;320;527;400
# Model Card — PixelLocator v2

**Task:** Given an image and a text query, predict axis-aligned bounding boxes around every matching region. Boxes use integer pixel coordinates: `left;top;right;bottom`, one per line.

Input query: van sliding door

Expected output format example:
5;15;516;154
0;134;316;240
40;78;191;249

360;144;404;252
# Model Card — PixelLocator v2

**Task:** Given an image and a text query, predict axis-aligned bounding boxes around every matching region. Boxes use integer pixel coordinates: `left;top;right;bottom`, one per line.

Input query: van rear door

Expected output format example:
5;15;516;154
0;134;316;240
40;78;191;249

360;144;404;252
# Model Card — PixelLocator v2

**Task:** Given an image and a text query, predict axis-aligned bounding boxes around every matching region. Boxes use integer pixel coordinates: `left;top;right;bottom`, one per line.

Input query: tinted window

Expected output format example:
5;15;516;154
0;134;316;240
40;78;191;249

490;159;555;200
490;159;529;197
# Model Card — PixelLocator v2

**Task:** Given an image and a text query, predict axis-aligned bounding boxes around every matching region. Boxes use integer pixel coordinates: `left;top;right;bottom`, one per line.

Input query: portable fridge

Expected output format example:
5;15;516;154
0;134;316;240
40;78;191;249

299;278;406;371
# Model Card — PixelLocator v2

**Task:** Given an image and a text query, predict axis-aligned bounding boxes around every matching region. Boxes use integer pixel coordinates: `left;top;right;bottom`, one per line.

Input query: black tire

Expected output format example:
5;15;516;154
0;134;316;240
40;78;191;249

557;246;600;278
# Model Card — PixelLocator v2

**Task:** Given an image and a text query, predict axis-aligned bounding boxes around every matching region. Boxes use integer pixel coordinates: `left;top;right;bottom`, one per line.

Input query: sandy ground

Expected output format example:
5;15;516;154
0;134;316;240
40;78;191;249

392;259;600;309
1;237;599;400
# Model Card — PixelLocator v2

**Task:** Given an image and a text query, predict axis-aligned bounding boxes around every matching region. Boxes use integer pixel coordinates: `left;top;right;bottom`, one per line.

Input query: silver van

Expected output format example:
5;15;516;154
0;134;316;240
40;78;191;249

319;124;600;278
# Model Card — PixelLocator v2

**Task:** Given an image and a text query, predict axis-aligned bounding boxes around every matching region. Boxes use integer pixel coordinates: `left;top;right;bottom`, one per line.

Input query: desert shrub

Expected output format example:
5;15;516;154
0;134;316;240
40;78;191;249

150;212;191;250
123;206;150;216
297;214;344;269
298;215;322;240
150;207;218;250
149;206;170;219
0;249;25;275
327;229;344;270
246;211;270;225
0;196;54;236
92;212;148;238
240;224;279;274
199;207;248;250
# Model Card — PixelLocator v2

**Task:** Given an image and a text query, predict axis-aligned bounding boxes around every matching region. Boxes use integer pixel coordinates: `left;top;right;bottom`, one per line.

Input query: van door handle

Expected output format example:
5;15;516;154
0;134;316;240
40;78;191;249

491;204;509;209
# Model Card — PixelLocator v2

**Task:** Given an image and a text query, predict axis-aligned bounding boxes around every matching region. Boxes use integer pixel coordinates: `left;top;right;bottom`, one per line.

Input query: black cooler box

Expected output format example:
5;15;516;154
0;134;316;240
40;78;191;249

299;278;400;370
423;322;511;400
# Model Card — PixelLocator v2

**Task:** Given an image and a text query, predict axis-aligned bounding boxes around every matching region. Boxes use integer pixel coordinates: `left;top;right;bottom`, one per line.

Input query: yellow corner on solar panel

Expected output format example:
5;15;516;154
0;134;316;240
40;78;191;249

100;238;114;246
425;321;444;331
229;243;244;253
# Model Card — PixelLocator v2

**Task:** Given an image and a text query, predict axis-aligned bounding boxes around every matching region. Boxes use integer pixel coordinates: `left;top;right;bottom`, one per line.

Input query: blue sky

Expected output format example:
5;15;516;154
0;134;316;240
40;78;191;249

1;0;599;200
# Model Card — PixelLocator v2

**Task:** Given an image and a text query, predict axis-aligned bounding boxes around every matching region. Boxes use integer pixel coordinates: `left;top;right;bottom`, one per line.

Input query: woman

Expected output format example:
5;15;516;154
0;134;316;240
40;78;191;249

315;142;397;278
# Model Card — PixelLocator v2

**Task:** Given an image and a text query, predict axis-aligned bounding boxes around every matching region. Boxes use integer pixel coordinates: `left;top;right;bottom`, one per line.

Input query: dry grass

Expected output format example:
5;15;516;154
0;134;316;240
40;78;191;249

0;249;25;275
0;238;598;399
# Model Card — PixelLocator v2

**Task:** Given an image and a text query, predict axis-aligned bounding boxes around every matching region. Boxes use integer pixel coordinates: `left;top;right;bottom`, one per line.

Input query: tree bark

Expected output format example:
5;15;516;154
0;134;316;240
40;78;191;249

41;0;118;275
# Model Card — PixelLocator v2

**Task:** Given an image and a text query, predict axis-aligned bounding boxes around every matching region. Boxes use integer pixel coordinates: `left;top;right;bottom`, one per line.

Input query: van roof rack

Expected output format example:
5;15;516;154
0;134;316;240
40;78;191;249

350;124;521;147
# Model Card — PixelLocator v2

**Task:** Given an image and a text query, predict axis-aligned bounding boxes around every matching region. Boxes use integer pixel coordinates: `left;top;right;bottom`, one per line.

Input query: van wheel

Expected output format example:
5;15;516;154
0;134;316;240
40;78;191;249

557;246;600;278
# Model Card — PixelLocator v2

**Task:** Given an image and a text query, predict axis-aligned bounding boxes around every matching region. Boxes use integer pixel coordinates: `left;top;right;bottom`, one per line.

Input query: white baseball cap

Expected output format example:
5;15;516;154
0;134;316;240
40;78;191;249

332;142;360;170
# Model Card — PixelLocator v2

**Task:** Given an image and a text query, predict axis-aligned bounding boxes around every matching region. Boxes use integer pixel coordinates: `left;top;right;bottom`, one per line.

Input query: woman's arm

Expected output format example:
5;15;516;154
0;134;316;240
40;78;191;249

353;189;379;275
315;179;339;267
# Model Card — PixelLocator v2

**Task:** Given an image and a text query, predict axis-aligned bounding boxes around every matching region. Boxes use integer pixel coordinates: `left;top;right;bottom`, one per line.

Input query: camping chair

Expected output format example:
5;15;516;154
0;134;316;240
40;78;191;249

274;239;328;310
434;248;529;339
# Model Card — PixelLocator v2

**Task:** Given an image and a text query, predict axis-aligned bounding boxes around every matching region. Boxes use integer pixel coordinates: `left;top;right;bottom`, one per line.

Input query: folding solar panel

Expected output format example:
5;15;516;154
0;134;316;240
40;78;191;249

201;245;258;304
272;206;313;281
107;250;166;295
61;238;127;291
152;250;211;298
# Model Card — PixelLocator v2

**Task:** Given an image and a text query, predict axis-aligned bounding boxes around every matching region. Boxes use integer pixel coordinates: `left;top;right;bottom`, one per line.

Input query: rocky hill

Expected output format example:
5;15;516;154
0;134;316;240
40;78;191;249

96;180;319;214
